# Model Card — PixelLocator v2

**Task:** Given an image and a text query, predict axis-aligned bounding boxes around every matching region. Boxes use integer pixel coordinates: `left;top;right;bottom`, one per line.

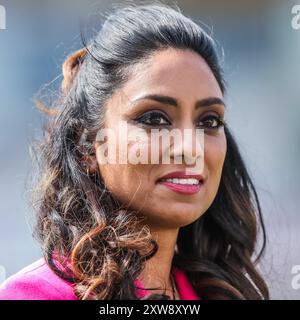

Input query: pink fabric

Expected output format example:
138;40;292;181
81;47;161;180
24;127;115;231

0;258;199;300
0;258;77;300
135;266;199;300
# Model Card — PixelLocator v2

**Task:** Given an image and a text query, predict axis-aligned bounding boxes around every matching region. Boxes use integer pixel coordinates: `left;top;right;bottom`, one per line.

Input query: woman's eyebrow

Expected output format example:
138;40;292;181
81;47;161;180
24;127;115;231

131;94;226;109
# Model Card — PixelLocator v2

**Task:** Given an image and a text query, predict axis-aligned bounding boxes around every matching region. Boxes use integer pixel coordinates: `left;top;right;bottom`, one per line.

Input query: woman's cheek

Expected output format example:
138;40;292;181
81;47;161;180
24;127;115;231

126;129;151;165
204;132;227;183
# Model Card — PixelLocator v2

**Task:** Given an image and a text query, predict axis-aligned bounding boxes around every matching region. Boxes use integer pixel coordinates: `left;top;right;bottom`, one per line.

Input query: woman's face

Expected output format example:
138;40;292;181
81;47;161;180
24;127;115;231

95;48;227;230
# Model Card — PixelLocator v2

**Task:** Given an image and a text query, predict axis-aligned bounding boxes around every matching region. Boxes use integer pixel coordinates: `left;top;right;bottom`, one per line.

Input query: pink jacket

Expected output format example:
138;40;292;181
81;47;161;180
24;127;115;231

0;258;199;300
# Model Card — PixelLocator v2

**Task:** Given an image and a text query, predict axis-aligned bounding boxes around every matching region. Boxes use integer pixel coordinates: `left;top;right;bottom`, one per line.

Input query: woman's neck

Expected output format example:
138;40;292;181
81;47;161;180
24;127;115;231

137;227;179;299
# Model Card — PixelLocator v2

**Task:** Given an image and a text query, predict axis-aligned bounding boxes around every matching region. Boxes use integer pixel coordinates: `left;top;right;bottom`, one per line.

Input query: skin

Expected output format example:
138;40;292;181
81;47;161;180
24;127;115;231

90;48;227;299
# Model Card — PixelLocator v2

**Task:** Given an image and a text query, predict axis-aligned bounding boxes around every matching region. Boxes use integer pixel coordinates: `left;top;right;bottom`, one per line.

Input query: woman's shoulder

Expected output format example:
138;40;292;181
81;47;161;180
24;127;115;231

0;258;77;300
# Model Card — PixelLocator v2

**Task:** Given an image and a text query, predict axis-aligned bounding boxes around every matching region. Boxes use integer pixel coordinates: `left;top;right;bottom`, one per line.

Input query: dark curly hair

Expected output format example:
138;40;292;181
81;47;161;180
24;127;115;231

30;1;269;300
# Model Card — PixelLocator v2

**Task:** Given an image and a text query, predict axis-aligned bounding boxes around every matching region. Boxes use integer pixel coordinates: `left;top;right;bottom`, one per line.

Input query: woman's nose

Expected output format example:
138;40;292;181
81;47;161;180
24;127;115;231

167;125;204;171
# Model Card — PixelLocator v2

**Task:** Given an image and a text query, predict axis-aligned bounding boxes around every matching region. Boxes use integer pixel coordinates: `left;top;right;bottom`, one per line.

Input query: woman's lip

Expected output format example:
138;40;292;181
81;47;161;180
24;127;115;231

156;171;204;182
157;180;203;195
156;171;205;195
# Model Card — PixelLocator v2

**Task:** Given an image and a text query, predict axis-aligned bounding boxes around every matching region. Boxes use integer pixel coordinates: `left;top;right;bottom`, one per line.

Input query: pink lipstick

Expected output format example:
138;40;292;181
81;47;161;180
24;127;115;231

156;171;204;195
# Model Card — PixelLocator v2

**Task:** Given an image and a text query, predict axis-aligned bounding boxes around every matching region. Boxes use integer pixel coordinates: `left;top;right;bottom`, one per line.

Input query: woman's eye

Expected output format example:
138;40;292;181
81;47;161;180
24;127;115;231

135;111;171;126
197;115;225;129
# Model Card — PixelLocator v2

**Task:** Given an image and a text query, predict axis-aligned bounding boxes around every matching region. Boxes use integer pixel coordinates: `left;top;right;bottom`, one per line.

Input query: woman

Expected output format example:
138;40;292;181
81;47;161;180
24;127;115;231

0;2;269;300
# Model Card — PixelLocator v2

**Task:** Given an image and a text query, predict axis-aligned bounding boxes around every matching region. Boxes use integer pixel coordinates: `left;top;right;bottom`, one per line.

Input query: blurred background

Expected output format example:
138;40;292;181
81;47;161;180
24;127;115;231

0;0;299;299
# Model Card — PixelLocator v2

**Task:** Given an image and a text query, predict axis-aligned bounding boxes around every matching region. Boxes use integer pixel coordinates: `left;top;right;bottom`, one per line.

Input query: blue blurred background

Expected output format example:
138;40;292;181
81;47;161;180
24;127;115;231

0;0;299;299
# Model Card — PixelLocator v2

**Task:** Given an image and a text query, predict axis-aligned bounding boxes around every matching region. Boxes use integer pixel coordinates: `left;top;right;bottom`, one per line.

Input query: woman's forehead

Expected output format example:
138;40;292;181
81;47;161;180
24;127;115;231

119;49;223;104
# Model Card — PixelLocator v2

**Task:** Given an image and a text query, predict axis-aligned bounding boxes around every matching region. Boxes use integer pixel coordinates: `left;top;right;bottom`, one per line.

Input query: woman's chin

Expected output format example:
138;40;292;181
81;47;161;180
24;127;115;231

154;205;204;227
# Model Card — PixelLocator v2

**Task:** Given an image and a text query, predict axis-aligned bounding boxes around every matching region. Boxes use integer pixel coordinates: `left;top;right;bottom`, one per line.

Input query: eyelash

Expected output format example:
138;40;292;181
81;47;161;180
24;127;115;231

134;110;225;130
197;114;225;130
134;111;171;127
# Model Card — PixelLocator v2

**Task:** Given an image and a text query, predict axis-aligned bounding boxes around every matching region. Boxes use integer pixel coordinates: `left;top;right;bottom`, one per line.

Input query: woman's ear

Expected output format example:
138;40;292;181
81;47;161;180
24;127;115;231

61;47;87;94
83;141;101;175
81;151;99;175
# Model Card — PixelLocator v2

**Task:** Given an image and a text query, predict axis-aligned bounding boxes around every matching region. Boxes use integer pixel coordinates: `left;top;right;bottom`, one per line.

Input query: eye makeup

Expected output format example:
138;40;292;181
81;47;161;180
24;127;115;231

196;113;225;130
134;110;171;127
125;101;226;132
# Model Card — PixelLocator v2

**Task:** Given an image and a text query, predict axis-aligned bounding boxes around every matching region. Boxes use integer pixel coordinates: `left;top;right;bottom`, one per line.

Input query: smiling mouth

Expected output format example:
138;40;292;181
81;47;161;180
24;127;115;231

156;177;204;195
158;177;201;185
